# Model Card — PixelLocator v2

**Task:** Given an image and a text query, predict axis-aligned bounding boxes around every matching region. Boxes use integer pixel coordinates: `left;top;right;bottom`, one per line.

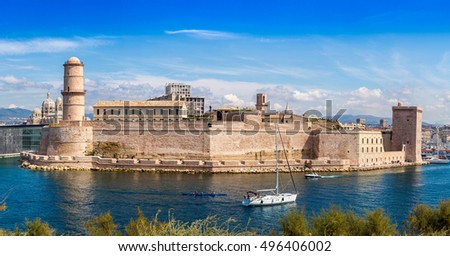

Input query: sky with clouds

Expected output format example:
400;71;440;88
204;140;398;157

1;0;450;123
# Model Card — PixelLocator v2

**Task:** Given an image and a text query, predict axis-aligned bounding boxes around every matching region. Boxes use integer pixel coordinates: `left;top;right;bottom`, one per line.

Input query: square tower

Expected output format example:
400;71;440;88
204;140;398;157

256;93;268;112
391;104;423;163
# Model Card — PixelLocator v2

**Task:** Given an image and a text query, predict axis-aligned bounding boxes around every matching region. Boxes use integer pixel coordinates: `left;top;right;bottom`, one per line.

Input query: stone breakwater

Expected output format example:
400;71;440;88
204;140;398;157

20;152;426;174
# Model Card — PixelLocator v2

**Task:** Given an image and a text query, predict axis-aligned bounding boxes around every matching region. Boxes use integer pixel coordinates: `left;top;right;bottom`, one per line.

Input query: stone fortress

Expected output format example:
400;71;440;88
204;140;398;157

21;57;424;172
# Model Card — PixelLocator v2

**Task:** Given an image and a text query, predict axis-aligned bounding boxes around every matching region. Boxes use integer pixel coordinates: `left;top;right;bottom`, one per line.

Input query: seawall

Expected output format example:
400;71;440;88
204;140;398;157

20;152;425;173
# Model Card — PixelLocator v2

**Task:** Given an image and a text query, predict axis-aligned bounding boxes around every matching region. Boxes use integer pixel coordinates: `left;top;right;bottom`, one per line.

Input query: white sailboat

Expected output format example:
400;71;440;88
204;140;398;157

242;124;298;206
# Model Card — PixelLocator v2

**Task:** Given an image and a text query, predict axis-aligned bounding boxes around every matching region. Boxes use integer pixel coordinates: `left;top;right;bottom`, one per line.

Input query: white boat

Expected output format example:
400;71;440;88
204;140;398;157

305;172;322;179
424;155;450;164
424;127;450;164
242;124;297;207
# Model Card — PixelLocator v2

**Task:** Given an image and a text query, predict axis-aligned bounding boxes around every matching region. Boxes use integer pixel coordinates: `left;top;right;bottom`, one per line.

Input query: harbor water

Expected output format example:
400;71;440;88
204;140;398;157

1;157;449;235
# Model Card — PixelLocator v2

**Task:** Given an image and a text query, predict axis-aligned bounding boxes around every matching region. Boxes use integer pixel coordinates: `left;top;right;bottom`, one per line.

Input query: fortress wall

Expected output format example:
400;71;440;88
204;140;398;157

208;123;313;160
92;121;210;159
46;126;93;156
315;132;360;166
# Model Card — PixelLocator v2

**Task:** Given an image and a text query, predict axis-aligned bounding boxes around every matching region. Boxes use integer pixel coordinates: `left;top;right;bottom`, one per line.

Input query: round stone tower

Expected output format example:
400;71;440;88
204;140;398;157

62;56;85;121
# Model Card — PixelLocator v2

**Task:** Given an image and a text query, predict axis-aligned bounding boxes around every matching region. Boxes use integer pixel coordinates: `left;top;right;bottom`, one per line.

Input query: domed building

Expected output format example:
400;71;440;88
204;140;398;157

27;91;63;124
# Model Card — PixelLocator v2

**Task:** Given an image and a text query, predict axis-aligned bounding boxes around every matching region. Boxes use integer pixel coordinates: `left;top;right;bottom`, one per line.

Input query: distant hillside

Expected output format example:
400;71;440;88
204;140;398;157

0;108;31;124
338;114;391;126
338;114;434;126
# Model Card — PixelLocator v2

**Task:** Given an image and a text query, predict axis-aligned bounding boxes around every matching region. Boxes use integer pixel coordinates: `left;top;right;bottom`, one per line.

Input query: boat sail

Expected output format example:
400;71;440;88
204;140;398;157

242;123;298;206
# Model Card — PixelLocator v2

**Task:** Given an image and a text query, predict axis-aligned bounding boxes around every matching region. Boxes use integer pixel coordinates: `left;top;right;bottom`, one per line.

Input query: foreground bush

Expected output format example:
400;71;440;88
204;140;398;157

0;218;54;236
280;206;397;236
407;200;450;235
85;209;255;236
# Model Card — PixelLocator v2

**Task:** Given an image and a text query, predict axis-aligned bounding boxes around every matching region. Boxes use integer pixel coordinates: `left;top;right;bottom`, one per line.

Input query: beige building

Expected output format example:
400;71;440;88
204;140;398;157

149;83;205;117
93;100;188;121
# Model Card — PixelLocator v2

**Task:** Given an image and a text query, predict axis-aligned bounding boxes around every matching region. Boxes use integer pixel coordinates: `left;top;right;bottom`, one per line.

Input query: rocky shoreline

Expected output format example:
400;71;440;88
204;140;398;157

20;160;427;174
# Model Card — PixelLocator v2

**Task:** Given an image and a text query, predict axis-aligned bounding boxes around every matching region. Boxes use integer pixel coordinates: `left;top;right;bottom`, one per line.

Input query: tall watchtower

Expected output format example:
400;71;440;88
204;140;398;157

256;93;268;112
62;57;85;121
391;103;423;163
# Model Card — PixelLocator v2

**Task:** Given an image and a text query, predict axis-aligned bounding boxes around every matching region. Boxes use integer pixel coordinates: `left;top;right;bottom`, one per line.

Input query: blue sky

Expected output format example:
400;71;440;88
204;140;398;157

1;0;450;123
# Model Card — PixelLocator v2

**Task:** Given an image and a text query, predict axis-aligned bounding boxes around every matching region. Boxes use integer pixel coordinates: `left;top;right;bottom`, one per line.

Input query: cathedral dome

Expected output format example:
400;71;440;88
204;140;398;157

32;108;41;115
42;91;55;110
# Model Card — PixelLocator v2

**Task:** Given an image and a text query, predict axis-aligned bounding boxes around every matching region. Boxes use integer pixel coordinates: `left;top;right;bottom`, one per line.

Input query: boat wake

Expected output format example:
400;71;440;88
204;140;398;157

320;175;343;179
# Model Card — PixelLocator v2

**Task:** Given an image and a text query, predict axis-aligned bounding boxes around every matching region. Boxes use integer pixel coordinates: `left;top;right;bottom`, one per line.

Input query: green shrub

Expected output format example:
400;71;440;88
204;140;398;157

311;206;352;236
279;209;309;236
24;218;54;236
85;212;121;236
407;201;450;235
124;209;255;236
363;209;397;235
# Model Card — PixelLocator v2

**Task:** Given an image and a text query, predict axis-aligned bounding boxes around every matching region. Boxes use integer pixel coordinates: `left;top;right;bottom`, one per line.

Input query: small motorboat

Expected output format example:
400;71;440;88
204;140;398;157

305;172;322;179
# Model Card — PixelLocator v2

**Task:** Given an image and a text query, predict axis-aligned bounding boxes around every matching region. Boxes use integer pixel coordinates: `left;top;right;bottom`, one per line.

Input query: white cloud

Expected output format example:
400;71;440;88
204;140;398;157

7;104;18;108
222;94;254;108
164;29;238;39
0;75;53;90
0;37;106;55
350;87;382;98
292;89;327;101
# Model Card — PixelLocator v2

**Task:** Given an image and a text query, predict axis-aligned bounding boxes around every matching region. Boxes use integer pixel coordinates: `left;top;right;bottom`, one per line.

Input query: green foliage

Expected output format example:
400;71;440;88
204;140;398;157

84;212;121;236
24;218;54;236
279;209;309;236
124;209;255;236
280;206;397;236
364;209;397;236
311;206;354;235
407;201;450;235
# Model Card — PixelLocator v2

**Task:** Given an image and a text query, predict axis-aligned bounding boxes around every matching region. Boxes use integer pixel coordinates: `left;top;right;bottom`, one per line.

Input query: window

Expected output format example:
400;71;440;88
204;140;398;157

111;109;114;115
362;147;364;153
125;109;128;115
132;109;135;115
103;109;106;115
97;109;100;115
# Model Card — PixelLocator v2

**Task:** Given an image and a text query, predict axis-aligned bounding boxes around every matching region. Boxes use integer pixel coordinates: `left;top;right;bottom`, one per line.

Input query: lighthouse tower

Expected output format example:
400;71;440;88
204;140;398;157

62;56;85;121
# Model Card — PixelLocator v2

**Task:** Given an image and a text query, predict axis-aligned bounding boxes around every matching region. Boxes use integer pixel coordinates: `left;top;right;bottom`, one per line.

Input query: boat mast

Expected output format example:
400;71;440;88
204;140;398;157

276;122;279;195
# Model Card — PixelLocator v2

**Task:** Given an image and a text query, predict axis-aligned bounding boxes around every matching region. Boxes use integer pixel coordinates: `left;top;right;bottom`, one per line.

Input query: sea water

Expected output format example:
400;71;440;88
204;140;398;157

1;157;449;235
